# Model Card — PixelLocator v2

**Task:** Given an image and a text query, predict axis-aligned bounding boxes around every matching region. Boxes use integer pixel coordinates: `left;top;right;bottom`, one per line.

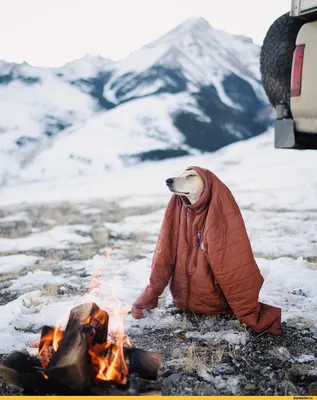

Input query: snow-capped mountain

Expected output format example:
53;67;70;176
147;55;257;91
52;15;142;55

0;59;99;185
0;17;271;185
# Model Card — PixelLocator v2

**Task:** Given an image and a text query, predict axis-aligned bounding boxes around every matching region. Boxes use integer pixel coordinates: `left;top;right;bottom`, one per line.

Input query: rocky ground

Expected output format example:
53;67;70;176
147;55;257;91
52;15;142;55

0;200;316;396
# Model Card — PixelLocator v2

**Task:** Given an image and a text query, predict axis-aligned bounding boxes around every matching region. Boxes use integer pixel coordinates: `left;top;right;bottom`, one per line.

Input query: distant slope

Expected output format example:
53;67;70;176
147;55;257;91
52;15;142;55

0;17;272;186
1;130;316;214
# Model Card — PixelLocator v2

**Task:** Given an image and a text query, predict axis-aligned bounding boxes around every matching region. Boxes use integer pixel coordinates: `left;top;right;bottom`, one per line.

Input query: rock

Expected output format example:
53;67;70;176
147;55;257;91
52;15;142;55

291;289;307;297
286;367;317;385
200;386;216;396
166;373;182;384
269;346;292;362
91;228;109;244
308;382;317;395
196;365;213;382
213;363;235;375
244;383;257;391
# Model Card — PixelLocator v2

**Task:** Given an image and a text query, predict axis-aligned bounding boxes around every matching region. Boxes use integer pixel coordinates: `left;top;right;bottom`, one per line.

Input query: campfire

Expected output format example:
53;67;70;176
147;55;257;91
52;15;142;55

0;302;161;395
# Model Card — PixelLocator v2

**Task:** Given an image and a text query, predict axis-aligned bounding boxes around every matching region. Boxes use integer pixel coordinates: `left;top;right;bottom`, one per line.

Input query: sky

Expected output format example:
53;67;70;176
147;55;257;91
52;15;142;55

0;0;291;67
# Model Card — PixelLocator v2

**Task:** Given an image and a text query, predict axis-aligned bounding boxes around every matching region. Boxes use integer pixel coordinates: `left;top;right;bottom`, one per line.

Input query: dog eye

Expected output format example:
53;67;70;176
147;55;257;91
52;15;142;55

187;174;196;178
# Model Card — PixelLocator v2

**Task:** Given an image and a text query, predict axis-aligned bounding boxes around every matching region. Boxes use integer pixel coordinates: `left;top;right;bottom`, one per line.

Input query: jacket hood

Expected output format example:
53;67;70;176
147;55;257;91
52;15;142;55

181;166;214;213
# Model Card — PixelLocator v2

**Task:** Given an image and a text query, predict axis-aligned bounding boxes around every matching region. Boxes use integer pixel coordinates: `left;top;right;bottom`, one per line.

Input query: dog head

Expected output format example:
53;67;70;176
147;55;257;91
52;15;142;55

165;168;205;204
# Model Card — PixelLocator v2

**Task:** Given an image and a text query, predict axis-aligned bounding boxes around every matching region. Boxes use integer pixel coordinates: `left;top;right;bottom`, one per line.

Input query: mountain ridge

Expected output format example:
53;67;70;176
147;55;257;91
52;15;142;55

0;16;271;185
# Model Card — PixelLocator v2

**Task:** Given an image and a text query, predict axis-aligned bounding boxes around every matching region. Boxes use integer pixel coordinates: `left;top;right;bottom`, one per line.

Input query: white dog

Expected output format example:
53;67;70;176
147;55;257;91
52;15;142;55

165;168;205;204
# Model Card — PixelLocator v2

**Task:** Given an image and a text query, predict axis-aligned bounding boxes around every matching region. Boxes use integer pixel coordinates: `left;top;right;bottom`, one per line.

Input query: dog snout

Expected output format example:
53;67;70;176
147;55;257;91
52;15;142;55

166;178;174;186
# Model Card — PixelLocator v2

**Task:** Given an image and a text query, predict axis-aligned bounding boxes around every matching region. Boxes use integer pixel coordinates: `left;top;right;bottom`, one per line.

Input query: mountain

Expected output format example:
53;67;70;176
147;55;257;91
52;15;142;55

0;17;271;185
0;59;99;185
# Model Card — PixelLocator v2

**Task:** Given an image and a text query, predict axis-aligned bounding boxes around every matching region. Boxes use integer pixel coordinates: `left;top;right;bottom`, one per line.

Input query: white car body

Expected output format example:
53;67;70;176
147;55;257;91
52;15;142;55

291;20;317;134
291;0;317;17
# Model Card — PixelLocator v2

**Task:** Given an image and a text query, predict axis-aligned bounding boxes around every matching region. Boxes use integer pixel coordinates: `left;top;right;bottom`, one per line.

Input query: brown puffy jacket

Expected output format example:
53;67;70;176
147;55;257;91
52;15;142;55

132;166;281;335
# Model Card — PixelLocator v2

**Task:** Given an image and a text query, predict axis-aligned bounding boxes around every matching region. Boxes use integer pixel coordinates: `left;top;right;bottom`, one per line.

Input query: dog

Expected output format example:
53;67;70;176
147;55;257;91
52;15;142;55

165;168;205;204
131;165;281;335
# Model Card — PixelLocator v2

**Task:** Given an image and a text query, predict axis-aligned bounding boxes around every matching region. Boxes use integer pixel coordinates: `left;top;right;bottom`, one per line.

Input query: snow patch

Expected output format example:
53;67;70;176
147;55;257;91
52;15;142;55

0;225;92;252
0;255;42;274
185;330;248;345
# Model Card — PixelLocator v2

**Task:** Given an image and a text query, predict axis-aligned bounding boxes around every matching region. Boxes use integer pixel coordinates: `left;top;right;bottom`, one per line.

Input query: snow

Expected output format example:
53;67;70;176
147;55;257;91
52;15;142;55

10;270;67;292
0;212;29;222
258;257;317;325
17;93;194;181
54;54;114;81
243;209;317;258
0;255;42;274
81;207;102;215
1;130;317;211
105;208;165;238
296;354;316;363
0;61;98;184
0;225;92;252
0;17;265;187
0;129;317;356
185;330;248;345
2;18;311;368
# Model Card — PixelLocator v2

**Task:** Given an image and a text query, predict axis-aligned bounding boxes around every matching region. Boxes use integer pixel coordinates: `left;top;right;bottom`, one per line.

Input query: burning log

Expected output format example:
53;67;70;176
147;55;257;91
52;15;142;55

45;302;109;391
0;352;161;396
124;347;161;381
0;302;162;395
0;352;82;395
66;301;109;344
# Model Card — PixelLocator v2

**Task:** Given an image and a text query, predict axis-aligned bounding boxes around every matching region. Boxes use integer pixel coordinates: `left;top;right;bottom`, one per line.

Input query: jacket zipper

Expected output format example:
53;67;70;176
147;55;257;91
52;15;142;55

196;232;201;247
185;208;192;311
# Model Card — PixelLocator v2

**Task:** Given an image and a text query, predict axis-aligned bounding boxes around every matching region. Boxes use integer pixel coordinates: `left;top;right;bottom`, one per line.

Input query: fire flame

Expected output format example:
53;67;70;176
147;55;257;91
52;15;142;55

52;325;63;352
38;301;132;385
38;326;64;369
37;247;133;385
88;263;102;294
89;303;132;384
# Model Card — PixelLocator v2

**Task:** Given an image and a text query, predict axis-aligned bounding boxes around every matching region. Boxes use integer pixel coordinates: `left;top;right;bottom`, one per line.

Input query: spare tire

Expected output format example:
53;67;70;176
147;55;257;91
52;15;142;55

260;13;306;107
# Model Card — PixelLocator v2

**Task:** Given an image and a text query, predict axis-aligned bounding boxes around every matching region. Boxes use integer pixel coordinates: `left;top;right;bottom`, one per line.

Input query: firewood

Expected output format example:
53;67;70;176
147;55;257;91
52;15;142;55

45;324;94;390
45;302;109;391
0;352;81;395
65;302;109;344
124;347;161;380
0;304;161;395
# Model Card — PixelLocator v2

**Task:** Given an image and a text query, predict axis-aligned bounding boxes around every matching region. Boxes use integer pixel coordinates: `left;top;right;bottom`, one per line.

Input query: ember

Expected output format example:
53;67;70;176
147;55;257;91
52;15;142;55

0;302;161;395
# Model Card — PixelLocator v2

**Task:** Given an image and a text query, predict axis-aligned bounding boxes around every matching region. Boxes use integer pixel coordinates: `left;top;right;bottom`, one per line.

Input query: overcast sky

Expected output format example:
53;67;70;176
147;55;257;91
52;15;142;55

0;0;290;67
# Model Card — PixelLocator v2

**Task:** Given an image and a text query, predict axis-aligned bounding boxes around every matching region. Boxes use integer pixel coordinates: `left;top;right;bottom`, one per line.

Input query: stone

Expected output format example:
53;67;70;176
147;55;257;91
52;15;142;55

166;373;182;384
244;383;257;391
308;382;317;395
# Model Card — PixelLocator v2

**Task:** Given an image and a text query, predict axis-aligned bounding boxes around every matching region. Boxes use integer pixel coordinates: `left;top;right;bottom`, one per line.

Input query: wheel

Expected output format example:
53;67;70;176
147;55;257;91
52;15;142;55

260;13;306;107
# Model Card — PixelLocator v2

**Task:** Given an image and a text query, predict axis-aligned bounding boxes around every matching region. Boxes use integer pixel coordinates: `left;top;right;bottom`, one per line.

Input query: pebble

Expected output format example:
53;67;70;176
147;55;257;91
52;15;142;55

166;373;182;384
244;383;257;391
308;382;317;395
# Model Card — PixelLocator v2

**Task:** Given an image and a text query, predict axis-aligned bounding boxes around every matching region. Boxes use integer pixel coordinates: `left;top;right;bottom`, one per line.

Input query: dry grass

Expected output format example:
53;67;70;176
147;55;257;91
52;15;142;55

42;283;59;297
187;341;226;373
187;341;198;373
122;243;145;261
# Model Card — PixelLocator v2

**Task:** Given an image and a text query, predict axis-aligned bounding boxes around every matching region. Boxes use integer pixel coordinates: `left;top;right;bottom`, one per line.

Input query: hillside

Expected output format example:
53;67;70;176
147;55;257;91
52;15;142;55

0;17;271;185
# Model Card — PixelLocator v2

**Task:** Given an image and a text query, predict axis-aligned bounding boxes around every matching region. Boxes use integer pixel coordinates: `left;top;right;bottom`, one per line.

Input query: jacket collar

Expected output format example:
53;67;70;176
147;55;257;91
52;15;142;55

181;184;212;214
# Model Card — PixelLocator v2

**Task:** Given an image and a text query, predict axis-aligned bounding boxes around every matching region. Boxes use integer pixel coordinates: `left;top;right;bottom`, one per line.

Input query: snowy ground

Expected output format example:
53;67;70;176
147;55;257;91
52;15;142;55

0;130;317;395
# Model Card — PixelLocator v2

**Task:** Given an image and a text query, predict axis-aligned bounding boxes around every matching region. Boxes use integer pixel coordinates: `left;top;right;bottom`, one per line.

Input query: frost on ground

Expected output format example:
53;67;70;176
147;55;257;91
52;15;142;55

0;195;317;396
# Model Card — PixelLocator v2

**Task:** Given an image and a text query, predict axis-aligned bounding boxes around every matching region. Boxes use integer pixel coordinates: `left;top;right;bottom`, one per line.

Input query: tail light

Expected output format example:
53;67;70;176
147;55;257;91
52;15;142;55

291;45;305;97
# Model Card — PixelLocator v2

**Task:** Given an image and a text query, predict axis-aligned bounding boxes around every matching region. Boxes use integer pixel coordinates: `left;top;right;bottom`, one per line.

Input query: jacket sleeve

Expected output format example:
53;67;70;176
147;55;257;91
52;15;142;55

132;195;181;313
206;211;281;335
